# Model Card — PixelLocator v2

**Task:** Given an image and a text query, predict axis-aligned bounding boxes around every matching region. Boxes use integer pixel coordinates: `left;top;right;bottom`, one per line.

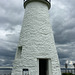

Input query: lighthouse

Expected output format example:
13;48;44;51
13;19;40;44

11;0;61;75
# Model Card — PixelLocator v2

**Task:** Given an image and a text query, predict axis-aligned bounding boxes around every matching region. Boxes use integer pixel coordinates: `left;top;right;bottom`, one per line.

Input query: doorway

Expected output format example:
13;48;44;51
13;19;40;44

39;59;48;75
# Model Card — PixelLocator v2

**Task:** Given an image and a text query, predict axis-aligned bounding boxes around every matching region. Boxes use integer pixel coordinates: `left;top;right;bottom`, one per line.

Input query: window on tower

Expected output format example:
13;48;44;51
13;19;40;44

16;46;22;59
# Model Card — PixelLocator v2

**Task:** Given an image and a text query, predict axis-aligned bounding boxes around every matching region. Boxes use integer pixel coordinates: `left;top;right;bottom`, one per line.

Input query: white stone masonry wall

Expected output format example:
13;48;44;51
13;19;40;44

11;1;61;75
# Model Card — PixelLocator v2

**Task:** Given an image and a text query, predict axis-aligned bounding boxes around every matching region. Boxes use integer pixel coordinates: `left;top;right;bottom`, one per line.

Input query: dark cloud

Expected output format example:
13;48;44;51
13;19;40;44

50;0;75;45
56;42;75;67
0;47;16;66
0;0;24;32
0;0;75;68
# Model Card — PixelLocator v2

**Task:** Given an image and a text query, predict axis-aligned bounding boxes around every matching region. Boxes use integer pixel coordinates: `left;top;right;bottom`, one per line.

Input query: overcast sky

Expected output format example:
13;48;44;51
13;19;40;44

0;0;75;68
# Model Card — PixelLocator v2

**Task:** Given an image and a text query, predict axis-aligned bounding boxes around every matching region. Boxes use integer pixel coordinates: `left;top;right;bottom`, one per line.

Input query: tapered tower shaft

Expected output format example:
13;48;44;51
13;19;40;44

11;0;61;75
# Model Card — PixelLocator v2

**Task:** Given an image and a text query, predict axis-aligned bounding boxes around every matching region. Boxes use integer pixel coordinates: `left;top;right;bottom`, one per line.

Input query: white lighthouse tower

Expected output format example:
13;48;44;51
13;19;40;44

11;0;61;75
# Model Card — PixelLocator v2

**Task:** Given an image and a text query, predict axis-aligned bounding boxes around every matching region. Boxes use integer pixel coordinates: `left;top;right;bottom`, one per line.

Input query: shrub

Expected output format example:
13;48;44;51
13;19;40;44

62;73;73;75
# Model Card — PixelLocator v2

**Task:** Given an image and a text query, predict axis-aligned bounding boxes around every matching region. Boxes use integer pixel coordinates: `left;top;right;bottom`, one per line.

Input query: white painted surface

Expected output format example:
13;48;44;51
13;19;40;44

12;1;61;75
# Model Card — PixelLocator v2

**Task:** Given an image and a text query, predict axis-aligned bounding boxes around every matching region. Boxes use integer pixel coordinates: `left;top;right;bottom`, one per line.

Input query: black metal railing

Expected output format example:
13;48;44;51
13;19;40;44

23;0;51;2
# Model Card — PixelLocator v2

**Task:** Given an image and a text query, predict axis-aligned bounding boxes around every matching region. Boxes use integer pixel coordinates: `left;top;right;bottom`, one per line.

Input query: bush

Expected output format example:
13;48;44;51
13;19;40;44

62;73;73;75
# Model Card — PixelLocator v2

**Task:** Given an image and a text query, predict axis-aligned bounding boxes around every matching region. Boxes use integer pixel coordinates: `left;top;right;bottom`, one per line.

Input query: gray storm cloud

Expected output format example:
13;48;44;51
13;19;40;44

0;0;75;67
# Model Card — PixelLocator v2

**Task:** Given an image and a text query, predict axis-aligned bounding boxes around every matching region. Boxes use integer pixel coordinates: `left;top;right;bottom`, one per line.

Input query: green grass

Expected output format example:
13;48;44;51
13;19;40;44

62;73;73;75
